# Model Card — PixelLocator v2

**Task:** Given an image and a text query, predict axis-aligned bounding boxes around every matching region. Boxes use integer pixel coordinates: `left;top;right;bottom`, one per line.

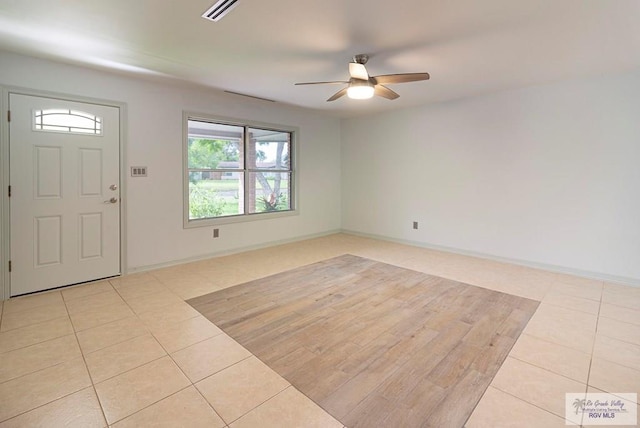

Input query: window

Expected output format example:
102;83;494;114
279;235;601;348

34;109;102;135
184;114;296;226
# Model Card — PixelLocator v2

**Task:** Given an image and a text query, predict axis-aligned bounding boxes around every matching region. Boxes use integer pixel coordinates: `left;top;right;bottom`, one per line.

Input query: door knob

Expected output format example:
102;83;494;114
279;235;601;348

104;197;118;204
109;184;118;191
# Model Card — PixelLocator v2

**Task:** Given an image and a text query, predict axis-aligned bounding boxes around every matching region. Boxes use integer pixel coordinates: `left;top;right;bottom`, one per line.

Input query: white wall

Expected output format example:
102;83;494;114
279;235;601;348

342;71;640;282
0;51;342;270
2;50;638;284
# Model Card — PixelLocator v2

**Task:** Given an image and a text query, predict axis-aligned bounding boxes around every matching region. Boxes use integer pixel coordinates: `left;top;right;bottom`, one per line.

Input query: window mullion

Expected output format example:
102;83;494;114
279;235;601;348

243;126;250;216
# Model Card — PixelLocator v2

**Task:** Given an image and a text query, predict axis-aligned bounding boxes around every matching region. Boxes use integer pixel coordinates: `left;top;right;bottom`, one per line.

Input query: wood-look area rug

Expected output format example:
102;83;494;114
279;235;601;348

188;254;539;428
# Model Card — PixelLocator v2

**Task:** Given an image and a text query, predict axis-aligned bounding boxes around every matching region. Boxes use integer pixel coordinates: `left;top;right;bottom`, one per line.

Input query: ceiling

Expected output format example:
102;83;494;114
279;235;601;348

1;0;639;117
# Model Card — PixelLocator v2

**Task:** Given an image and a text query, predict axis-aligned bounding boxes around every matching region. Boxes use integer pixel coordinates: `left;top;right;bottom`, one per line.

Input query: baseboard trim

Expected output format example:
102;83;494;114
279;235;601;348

341;229;640;288
127;229;342;274
127;228;640;288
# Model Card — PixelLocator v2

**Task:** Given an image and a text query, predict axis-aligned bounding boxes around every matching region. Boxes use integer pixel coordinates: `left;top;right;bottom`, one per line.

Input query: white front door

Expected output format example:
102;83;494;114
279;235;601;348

9;93;121;296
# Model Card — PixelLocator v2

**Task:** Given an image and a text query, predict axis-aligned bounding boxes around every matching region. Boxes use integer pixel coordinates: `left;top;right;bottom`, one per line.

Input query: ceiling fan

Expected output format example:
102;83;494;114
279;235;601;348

295;54;430;102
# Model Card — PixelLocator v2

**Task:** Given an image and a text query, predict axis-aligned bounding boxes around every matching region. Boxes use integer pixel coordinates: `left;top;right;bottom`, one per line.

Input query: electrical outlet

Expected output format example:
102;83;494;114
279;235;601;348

213;228;219;238
413;221;418;230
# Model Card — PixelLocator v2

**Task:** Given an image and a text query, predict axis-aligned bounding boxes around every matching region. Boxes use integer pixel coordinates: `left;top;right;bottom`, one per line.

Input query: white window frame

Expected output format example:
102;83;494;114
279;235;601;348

183;112;299;228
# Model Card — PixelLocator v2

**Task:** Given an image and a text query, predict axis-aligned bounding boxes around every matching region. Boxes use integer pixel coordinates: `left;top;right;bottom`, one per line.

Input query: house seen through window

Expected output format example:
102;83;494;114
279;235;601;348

186;116;294;225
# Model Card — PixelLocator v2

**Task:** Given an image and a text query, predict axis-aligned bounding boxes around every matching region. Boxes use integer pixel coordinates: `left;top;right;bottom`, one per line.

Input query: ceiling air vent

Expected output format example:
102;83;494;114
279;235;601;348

202;0;239;22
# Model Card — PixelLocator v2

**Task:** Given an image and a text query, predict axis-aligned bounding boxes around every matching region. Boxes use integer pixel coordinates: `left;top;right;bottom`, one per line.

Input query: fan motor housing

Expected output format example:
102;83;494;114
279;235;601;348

354;54;369;65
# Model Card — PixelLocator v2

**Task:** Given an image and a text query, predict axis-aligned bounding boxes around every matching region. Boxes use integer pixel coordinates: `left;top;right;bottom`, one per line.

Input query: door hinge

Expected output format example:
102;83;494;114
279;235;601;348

6;110;10;122
7;186;11;198
8;261;11;273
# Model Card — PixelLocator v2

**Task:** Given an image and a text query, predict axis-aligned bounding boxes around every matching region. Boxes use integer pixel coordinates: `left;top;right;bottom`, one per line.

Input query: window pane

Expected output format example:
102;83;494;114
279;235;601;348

187;138;241;169
34;109;102;135
189;173;244;220
247;128;290;169
187;120;243;169
248;172;291;213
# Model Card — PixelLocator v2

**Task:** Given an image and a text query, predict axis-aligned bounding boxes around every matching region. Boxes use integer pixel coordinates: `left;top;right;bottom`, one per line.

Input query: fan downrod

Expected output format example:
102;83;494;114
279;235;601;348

353;54;369;65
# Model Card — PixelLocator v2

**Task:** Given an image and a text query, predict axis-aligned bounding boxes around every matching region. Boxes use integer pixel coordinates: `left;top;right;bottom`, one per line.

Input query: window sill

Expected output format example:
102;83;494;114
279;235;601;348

183;208;298;229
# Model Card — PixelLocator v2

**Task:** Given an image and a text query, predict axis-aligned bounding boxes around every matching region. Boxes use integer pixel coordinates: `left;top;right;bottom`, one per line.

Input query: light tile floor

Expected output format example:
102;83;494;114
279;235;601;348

0;233;638;427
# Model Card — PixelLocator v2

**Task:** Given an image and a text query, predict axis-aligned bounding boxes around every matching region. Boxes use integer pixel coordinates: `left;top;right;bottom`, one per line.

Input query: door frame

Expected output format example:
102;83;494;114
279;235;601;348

0;86;128;300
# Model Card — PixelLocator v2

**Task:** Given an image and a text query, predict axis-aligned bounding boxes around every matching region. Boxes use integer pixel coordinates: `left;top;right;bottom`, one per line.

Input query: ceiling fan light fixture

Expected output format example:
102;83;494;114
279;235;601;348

295;54;429;102
347;80;374;100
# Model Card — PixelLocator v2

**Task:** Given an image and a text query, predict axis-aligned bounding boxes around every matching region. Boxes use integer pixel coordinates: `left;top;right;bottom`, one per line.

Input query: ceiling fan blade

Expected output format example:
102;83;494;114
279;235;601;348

327;87;348;102
295;80;348;86
373;73;430;85
374;85;400;100
349;62;369;80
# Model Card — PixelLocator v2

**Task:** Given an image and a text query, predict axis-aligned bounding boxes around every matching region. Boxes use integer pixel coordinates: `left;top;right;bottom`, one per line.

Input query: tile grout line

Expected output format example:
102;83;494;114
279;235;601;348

73;317;149;354
106;385;193;426
113;281;237;427
0;292;111;425
69;282;193;422
595;331;640;348
193;358;289;427
506;354;589;385
84;344;167;385
515;331;592;355
484;386;570;424
0;316;72;354
238;346;346;426
463;300;588;426
579;281;605;428
0;385;101;425
541;300;601;316
224;385;313;427
598;310;640;327
587;356;640;373
600;299;640;312
190;383;230;427
0;298;67;333
84;277;189;426
62;291;111;428
0;361;90;424
155;318;254;427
